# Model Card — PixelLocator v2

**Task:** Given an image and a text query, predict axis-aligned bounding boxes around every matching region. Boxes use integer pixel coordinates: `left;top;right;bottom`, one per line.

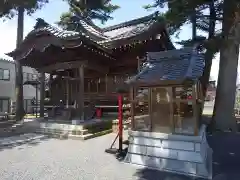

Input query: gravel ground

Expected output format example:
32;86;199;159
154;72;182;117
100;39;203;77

0;132;240;180
0;133;193;180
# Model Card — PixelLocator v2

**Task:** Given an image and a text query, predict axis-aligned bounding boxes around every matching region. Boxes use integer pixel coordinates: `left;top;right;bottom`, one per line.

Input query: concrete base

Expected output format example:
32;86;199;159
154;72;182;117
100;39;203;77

72;120;85;125
125;125;212;179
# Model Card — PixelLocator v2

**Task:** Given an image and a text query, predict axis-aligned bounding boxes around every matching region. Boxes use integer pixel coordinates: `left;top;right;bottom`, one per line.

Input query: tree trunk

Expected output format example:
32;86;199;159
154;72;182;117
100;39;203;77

40;72;45;118
200;0;216;97
213;0;239;132
191;10;197;40
15;7;24;121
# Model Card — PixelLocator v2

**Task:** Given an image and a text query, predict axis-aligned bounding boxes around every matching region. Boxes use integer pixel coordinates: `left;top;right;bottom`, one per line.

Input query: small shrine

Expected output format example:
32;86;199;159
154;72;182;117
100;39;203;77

123;46;212;179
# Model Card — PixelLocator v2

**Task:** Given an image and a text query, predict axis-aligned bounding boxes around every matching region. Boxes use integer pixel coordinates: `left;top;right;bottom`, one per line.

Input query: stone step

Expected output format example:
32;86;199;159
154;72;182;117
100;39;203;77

36;128;68;134
68;129;113;140
37;127;89;135
68;133;94;140
71;129;88;135
36;128;89;138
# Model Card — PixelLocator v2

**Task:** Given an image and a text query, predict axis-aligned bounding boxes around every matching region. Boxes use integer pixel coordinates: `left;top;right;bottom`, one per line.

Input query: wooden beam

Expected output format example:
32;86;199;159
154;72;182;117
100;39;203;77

86;61;109;73
38;61;87;73
38;60;108;74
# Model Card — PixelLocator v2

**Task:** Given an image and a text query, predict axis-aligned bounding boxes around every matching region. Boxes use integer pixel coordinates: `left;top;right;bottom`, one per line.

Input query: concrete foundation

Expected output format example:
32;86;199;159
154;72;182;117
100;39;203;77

125;125;212;179
72;119;85;125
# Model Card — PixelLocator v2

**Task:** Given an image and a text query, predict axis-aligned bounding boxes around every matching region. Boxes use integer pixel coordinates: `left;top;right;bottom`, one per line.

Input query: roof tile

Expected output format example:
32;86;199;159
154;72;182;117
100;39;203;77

127;47;205;84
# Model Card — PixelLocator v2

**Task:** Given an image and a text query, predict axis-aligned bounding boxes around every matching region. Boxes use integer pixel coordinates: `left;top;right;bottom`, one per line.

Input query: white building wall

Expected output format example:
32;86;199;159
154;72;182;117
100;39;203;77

0;59;39;112
0;59;15;99
22;66;40;101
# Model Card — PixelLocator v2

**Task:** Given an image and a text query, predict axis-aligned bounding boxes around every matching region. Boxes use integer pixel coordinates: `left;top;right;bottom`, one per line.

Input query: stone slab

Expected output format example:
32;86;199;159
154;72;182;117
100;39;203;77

129;125;207;143
125;125;212;179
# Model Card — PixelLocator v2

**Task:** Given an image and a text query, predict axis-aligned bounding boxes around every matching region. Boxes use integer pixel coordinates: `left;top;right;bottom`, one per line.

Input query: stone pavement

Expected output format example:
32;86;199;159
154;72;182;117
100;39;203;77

0;132;239;180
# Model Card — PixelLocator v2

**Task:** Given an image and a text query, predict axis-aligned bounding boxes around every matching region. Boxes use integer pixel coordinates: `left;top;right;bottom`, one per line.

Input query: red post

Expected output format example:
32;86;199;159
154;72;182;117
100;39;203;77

96;108;102;119
118;94;123;151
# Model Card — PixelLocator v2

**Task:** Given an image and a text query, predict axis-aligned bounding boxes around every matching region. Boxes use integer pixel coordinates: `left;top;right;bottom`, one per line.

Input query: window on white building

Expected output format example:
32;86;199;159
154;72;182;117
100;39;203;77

0;98;10;113
0;69;10;80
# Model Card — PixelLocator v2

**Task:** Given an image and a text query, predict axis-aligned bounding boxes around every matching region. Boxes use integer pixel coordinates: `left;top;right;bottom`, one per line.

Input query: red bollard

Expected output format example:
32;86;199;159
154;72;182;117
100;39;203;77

96;108;102;119
118;94;123;151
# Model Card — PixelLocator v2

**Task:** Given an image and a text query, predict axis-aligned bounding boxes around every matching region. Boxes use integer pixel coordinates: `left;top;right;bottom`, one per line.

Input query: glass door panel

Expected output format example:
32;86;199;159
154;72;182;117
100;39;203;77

173;86;195;135
151;87;172;133
134;88;150;131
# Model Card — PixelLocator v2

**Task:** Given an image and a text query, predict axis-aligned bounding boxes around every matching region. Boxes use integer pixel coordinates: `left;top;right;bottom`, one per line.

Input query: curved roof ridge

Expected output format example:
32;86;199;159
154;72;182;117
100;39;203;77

102;11;159;32
32;18;80;37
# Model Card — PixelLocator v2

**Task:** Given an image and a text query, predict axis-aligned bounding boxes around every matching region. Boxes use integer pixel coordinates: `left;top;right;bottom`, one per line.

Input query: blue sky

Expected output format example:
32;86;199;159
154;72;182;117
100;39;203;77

0;0;221;80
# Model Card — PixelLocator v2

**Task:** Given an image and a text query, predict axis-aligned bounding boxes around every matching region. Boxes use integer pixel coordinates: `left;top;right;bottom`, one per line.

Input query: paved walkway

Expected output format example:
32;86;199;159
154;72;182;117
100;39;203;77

0;132;239;180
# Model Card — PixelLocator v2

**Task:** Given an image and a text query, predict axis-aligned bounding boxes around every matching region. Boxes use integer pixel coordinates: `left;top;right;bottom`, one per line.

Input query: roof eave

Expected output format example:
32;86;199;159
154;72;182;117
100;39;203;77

101;21;167;48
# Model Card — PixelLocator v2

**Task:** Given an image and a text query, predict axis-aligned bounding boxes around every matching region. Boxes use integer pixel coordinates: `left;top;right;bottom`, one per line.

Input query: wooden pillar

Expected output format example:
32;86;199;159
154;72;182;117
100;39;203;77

192;84;199;135
66;72;69;108
148;88;152;131
88;80;90;93
78;66;84;120
69;80;72;106
130;87;135;130
168;87;174;133
105;74;108;93
49;74;53;98
35;84;38;118
96;78;99;93
39;72;45;118
66;79;69;108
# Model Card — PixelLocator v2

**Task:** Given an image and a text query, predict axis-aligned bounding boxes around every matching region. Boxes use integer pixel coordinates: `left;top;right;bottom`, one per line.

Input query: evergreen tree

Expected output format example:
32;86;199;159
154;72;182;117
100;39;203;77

0;0;49;19
145;0;240;131
58;0;120;29
0;0;49;121
144;0;221;94
212;0;240;131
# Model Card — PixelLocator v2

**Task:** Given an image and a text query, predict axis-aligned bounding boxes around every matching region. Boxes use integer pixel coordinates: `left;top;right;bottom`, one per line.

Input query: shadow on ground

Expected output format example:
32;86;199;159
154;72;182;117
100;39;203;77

134;168;206;180
0;134;54;151
208;132;240;180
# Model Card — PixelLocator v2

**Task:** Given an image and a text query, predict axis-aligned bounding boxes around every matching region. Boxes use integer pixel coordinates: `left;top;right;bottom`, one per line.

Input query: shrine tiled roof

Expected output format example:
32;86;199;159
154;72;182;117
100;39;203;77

127;47;205;85
6;12;174;60
74;12;165;47
102;13;160;42
6;18;112;59
24;18;108;49
27;11;165;48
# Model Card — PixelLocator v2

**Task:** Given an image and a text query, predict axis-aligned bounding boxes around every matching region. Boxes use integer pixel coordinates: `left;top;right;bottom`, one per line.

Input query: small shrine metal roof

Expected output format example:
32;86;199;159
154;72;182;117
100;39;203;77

127;47;205;86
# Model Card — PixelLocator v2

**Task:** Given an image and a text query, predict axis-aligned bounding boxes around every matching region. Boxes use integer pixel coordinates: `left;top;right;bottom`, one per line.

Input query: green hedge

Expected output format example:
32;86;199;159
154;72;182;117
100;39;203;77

85;120;112;134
